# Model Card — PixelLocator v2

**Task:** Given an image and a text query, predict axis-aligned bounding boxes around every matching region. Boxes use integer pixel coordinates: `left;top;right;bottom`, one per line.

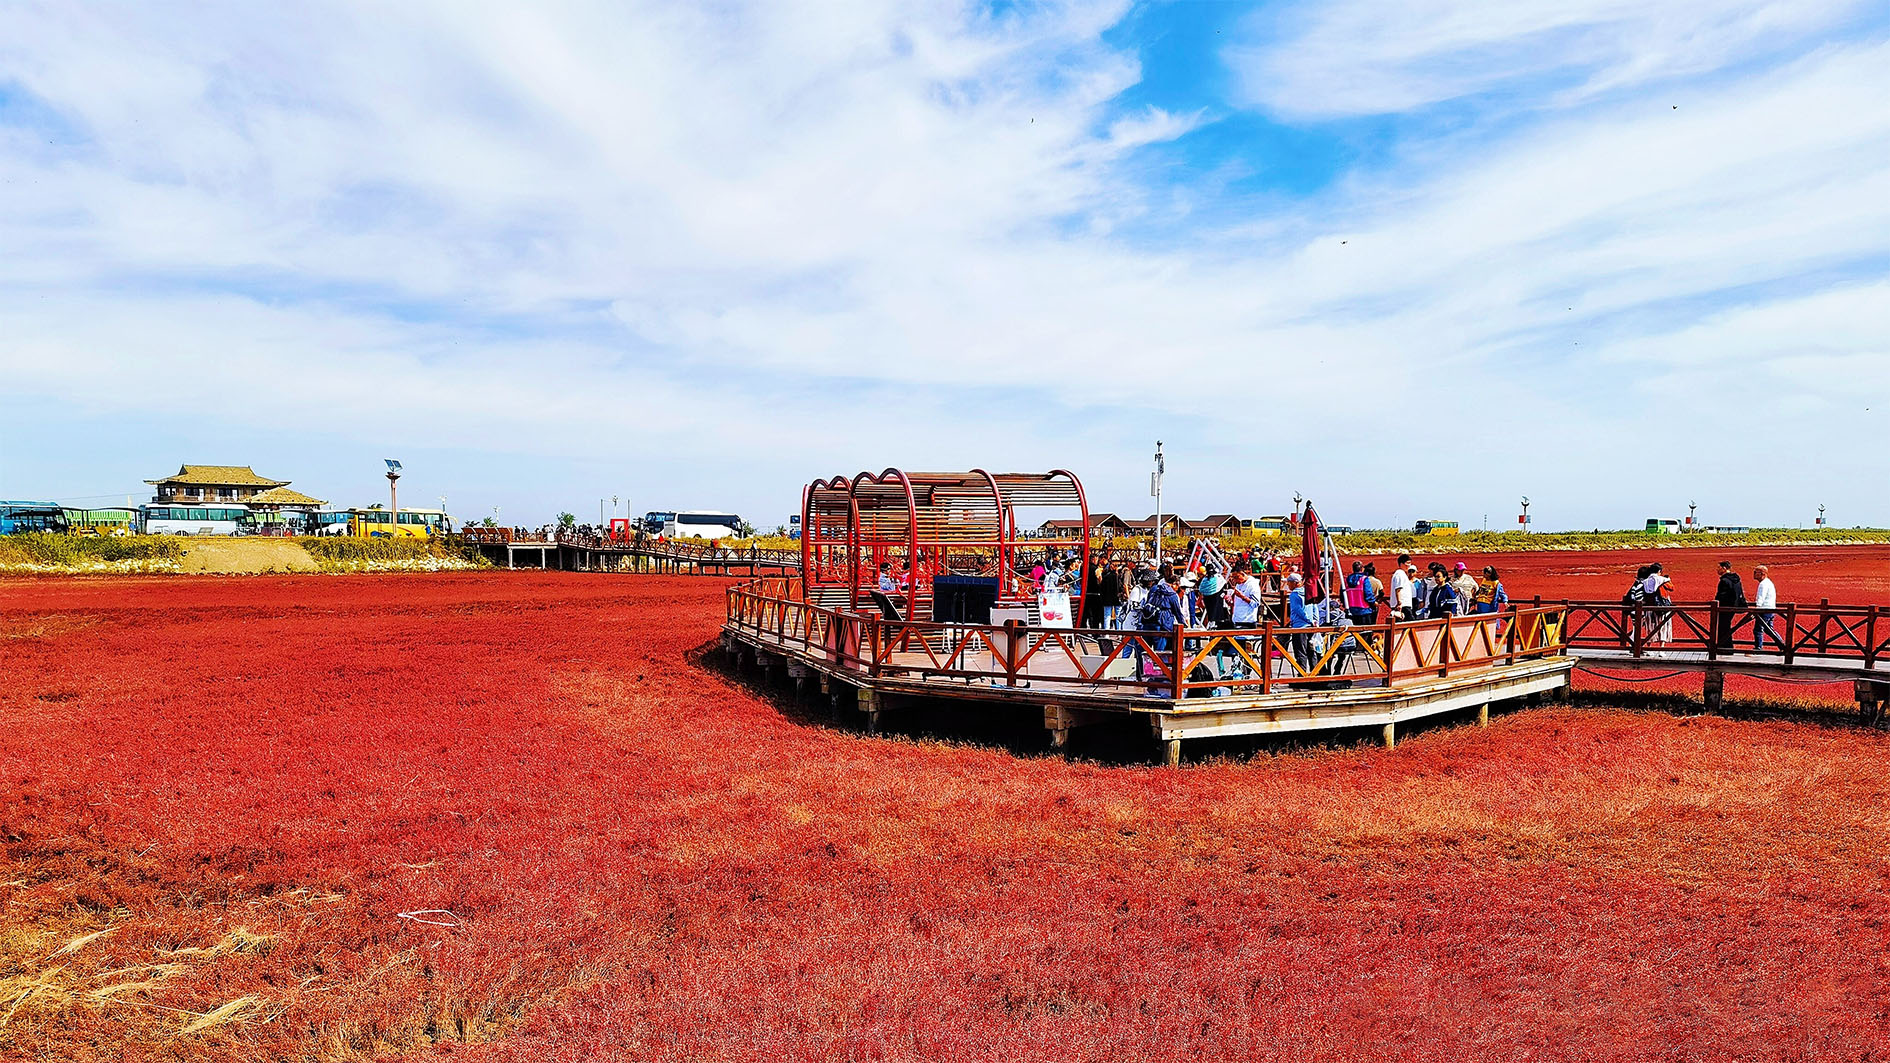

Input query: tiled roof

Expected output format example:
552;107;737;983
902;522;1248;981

249;486;326;506
145;465;288;488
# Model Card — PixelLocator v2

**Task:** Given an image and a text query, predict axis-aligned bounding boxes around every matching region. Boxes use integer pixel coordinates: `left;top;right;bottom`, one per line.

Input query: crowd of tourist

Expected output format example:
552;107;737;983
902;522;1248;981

1064;549;1511;634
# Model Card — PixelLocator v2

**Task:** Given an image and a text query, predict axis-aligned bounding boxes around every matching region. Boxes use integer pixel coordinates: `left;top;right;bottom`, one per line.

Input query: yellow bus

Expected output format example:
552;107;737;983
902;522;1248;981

311;507;453;539
1414;519;1460;536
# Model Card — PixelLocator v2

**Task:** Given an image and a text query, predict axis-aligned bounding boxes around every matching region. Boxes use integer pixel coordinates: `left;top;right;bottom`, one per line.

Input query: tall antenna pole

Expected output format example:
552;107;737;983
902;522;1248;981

1152;441;1165;564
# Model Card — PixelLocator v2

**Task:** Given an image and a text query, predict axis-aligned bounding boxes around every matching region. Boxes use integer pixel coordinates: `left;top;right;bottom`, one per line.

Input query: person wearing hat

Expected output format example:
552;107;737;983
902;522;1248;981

1177;570;1201;627
1451;562;1479;616
1285;573;1313;671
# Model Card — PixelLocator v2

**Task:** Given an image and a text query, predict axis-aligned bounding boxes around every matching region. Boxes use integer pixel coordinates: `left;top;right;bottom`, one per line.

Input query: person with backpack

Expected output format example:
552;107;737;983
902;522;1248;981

1198;563;1229;628
1344;561;1376;628
1714;560;1747;649
1138;565;1187;695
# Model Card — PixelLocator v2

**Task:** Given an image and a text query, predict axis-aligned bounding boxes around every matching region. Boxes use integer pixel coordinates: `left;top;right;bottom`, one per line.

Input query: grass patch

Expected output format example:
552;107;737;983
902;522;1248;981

0;534;185;568
296;536;489;568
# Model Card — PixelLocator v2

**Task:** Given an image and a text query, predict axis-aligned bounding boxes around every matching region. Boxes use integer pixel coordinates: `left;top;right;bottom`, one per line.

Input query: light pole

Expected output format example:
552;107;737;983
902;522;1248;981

1687;500;1698;532
384;460;402;537
1520;496;1531;533
1818;504;1826;528
1151;441;1165;563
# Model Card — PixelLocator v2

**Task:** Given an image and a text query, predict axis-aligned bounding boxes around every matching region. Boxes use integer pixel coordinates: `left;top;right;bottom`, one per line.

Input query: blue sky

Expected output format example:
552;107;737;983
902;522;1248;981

2;0;1887;531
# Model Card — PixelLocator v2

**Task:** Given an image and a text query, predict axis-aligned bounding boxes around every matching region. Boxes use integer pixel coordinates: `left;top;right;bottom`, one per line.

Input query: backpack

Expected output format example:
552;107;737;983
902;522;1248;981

1343;573;1368;610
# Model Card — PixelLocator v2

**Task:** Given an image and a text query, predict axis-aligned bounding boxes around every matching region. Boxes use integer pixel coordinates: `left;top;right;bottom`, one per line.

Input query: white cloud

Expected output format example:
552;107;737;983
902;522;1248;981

1228;0;1871;118
0;1;1887;526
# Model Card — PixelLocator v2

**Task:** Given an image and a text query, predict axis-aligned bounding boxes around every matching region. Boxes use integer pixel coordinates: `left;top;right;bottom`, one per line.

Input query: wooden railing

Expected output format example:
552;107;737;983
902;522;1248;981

726;577;1567;698
560;534;802;568
1560;599;1889;670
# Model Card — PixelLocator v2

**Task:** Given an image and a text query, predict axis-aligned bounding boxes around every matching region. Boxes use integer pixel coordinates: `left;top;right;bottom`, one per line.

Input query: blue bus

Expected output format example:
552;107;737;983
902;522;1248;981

0;501;71;535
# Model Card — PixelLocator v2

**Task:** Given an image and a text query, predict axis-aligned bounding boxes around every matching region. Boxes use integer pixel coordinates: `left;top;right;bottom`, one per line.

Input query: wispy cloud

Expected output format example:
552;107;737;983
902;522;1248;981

0;1;1886;527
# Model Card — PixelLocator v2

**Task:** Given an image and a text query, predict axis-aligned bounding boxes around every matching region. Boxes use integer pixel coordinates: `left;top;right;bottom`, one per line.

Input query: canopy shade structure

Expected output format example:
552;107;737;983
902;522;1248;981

800;468;1089;618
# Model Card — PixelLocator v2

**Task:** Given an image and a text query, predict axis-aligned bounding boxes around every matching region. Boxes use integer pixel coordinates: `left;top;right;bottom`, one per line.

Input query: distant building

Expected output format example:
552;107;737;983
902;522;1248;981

1182;514;1241;535
141;465;326;535
146;465;290;504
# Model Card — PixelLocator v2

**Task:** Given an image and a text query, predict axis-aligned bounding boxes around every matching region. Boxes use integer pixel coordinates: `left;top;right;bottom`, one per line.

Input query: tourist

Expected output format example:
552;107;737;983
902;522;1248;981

1394;558;1420;620
1285;573;1312;671
1642;562;1673;646
1228;561;1264;629
1083;554;1108;628
1427;567;1458;617
1177;571;1202;627
1714;560;1747;648
1124;562;1152;629
1473;565;1508;613
877;562;897;595
1199;564;1229;627
1364;563;1385;621
1451;562;1479;616
1751;564;1780;651
1344;561;1374;628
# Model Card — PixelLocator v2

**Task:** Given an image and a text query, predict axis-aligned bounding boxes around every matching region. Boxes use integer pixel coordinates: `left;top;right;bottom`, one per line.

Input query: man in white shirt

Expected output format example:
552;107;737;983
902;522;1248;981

877;563;897;595
1390;553;1416;619
1228;561;1264;627
1751;564;1780;651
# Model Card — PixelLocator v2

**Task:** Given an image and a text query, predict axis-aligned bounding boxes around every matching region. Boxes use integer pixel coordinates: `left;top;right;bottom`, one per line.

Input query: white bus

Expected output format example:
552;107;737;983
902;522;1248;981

643;510;742;539
141;504;250;536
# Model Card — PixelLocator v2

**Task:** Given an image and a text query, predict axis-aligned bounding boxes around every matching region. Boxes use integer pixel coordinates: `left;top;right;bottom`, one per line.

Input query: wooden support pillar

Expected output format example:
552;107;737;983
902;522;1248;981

1477;703;1490;727
1382;721;1396;749
858;687;882;735
1857;680;1887;726
1043;704;1095;758
1702;671;1724;714
1162;738;1182;768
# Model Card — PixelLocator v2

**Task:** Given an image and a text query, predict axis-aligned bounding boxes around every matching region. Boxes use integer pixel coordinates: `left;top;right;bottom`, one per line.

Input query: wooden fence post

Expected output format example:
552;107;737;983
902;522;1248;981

1171;623;1186;700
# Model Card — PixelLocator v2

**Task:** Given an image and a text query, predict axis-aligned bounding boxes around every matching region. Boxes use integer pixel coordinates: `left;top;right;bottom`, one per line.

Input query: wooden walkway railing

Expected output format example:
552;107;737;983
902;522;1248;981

726;577;1567;700
1558;598;1889;674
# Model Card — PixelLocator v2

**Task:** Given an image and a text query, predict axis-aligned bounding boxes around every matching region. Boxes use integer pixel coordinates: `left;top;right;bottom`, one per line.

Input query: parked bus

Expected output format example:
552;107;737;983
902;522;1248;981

0;501;71;535
1645;518;1682;535
62;507;135;535
642;510;742;538
141;505;249;536
1414;520;1460;536
334;507;452;538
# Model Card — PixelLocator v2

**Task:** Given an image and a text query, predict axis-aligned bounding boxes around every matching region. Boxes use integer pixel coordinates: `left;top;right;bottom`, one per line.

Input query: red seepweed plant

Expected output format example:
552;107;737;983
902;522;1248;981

1;553;1888;1061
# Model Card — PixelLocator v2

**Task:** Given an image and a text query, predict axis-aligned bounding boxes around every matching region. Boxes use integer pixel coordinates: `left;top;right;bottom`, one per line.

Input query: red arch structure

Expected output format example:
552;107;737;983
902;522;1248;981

799;469;1089;618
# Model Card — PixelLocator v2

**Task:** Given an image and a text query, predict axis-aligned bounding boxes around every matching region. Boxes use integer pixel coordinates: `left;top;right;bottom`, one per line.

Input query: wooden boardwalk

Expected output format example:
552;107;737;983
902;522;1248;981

1559;600;1890;715
723;577;1574;763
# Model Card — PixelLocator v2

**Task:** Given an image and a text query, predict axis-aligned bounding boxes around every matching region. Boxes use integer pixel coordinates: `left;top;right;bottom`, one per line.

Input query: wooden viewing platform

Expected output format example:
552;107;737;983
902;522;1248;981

723;576;1574;763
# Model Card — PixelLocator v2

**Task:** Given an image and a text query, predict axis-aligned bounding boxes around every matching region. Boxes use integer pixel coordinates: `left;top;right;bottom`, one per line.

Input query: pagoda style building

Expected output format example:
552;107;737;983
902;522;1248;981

143;465;326;532
146;465;291;504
